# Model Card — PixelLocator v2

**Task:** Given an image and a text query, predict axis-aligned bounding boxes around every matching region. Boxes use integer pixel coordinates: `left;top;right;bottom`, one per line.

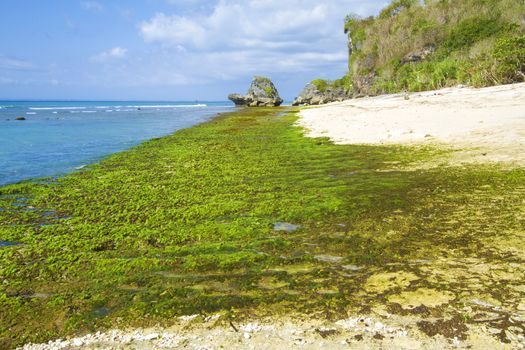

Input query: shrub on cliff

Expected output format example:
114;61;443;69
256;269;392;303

343;0;525;94
493;35;525;83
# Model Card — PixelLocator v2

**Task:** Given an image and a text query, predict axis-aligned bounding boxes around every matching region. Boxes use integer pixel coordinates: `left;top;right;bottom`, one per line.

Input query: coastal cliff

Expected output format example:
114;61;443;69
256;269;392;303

295;0;525;105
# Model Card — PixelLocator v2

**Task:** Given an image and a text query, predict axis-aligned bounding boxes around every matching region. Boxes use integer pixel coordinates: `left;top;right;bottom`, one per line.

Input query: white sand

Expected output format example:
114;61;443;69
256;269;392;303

19;314;516;350
298;83;525;165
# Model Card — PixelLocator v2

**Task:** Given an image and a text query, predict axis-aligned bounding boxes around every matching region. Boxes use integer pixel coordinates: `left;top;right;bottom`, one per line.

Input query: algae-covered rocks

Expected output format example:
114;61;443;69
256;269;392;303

292;81;351;106
228;76;283;107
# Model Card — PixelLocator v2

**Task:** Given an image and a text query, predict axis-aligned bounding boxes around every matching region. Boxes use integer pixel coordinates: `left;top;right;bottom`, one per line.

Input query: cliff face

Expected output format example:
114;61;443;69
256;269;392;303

344;0;525;95
296;0;525;105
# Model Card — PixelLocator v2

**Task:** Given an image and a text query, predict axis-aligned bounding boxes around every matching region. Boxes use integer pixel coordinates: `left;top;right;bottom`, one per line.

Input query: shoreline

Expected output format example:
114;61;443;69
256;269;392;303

0;102;232;187
2;105;525;349
298;83;525;166
19;313;513;350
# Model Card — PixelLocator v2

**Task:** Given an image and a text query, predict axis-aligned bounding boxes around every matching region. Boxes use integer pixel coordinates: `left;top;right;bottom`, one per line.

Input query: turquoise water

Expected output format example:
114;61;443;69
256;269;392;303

0;101;234;186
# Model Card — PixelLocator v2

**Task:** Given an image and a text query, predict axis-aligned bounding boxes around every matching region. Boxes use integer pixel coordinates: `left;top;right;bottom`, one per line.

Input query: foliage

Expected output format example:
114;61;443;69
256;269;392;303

379;0;418;19
311;79;329;92
311;75;353;93
441;17;513;52
343;0;525;94
493;35;525;83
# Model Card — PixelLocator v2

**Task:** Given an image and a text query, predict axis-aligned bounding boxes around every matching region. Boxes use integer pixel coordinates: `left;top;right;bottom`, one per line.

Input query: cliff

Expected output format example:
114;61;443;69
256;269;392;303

344;0;525;95
295;0;525;105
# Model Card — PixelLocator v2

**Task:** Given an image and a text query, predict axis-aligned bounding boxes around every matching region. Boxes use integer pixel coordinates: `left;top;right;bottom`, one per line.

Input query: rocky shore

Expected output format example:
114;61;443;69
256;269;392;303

19;312;520;350
292;82;350;106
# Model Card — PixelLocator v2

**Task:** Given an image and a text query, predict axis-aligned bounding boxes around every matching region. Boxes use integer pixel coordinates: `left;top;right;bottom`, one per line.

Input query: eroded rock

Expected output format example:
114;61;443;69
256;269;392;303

401;45;436;65
228;76;283;107
292;83;350;106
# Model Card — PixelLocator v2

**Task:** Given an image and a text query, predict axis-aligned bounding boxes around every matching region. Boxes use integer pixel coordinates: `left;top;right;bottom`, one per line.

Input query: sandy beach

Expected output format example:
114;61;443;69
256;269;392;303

298;83;525;165
19;313;517;350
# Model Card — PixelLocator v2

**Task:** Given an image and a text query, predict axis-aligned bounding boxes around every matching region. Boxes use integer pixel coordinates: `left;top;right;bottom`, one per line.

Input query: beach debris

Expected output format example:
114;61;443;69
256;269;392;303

314;254;344;264
228;76;283;107
341;264;363;271
315;327;340;338
336;317;408;338
273;222;301;232
229;319;239;333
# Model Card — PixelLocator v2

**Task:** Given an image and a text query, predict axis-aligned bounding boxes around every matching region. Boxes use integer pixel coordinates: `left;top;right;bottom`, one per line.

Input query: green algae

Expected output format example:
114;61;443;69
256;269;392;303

388;288;455;309
364;271;419;294
0;108;524;348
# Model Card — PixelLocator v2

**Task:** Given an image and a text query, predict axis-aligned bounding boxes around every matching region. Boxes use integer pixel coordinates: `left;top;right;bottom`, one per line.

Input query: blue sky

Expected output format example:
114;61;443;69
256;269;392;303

0;0;388;101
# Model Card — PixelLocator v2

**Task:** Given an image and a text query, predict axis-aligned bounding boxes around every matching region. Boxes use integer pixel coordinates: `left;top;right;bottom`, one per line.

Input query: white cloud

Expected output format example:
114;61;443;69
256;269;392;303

92;47;128;63
0;56;36;71
141;14;207;47
140;0;386;49
81;1;103;13
138;0;387;82
71;0;387;98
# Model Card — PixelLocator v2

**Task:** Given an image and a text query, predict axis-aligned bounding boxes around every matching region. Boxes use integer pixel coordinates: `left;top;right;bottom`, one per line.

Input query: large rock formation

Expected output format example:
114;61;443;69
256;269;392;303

292;83;350;106
228;76;283;107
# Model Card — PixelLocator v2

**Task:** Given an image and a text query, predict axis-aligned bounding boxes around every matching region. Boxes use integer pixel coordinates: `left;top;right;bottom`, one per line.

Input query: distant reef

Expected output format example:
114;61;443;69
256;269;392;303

228;76;283;107
295;0;525;105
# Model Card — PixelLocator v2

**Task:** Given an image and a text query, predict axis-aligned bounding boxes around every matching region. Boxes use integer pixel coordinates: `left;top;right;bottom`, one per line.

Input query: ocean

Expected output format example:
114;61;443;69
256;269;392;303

0;101;234;186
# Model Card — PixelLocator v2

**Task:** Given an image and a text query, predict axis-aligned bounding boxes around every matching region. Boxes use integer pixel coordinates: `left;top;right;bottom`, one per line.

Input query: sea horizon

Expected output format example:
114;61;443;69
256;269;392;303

0;99;230;103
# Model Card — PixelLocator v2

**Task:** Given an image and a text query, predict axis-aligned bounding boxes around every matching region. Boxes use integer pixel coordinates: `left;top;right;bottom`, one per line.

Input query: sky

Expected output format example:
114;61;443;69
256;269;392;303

0;0;388;101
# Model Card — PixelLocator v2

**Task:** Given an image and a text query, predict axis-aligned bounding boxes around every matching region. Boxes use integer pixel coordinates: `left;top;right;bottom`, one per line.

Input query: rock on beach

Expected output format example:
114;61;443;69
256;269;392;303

228;76;283;107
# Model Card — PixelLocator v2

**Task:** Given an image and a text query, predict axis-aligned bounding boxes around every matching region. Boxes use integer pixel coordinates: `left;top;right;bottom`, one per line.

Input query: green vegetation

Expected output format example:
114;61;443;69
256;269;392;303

1;109;524;348
311;79;329;92
310;75;353;93
252;76;278;97
344;0;525;94
493;35;525;83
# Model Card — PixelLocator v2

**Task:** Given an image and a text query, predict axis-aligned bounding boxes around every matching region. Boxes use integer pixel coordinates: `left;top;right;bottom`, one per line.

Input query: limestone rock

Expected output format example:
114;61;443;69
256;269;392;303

401;45;436;65
227;93;248;106
292;83;350;106
353;73;377;96
228;76;283;107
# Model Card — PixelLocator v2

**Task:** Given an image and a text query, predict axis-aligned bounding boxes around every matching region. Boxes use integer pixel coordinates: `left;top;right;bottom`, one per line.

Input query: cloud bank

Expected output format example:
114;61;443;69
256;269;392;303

138;0;387;85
